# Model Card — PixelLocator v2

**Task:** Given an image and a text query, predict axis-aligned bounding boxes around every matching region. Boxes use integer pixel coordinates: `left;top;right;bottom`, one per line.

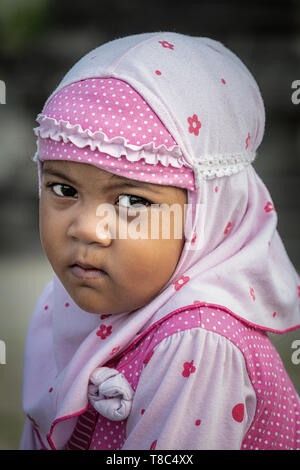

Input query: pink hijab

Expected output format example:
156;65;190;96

22;32;300;449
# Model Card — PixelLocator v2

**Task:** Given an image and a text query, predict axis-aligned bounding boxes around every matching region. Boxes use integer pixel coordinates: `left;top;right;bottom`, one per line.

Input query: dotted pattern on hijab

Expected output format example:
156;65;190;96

38;137;195;190
45;78;177;148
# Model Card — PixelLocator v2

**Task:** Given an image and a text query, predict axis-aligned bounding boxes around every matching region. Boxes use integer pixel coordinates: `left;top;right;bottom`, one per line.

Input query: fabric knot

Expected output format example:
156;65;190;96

88;367;134;421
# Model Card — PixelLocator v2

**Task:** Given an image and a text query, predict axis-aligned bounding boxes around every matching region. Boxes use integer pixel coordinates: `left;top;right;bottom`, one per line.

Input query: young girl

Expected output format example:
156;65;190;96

20;32;300;450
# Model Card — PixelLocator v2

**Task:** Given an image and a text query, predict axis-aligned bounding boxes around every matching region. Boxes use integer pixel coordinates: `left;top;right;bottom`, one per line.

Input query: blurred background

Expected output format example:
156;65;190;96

0;0;299;450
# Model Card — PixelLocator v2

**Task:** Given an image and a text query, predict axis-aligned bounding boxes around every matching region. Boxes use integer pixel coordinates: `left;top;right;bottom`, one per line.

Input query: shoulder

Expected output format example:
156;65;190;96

115;304;255;390
146;303;268;355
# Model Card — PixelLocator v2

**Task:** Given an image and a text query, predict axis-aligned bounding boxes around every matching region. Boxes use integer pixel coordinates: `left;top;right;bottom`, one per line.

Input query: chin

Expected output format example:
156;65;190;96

71;295;120;315
69;299;99;314
74;298;108;314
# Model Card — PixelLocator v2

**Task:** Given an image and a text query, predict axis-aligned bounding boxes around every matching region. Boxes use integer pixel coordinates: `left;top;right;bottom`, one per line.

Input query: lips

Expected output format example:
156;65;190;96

70;261;107;280
73;261;100;270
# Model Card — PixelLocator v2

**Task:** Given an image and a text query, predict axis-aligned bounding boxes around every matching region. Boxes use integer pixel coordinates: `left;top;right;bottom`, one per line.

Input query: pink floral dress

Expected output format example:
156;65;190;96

64;304;300;450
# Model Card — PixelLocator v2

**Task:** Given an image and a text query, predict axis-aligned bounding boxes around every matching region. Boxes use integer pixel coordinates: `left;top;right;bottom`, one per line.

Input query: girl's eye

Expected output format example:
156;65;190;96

117;194;151;209
46;182;77;198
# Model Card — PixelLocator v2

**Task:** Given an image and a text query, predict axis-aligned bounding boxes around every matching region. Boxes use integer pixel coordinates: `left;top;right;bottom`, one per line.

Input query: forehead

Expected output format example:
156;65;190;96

41;159;176;197
42;159;128;182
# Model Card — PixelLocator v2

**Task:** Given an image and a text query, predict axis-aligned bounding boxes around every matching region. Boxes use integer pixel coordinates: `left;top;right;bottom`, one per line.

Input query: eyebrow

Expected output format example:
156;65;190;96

42;167;161;194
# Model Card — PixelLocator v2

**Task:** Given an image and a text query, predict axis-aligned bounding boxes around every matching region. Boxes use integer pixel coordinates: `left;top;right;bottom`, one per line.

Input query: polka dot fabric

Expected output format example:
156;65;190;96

37;77;195;190
66;304;300;450
38;137;195;190
196;307;300;450
45;78;177;148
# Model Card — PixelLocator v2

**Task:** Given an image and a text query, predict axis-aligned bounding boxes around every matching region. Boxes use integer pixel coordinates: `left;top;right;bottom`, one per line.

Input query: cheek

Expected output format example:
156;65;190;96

39;198;49;246
39;198;63;259
116;237;184;287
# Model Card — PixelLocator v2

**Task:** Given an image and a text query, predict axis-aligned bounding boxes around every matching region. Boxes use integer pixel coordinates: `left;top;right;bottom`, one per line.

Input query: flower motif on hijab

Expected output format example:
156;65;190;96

264;202;275;213
245;132;251;149
158;40;174;50
110;346;121;356
188;114;201;136
191;232;197;244
224;222;232;235
173;275;190;291
249;287;256;301
96;324;112;339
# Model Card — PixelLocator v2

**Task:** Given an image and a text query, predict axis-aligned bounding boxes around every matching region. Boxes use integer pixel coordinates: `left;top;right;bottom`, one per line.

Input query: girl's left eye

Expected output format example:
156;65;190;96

117;194;151;209
46;182;77;198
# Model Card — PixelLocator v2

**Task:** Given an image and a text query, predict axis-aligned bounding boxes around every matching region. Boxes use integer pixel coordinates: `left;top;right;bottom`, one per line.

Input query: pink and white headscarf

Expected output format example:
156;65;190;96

22;32;300;449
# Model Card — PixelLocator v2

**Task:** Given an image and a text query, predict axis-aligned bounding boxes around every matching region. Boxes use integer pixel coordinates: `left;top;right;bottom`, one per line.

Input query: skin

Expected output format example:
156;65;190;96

40;160;187;314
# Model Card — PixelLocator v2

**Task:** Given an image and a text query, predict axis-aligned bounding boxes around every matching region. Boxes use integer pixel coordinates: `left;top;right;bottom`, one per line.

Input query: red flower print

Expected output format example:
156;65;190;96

65;302;70;307
173;275;190;291
221;78;226;84
195;419;201;426
272;312;277;318
100;314;112;320
191;232;197;244
232;403;244;422
141;409;145;415
48;387;53;393
249;287;255;301
224;222;232;235
188;114;201;136
298;285;300;297
155;70;162;75
159;40;174;50
150;440;157;450
96;324;112;339
44;305;48;310
182;360;196;378
245;132;251;150
264;201;275;213
110;346;120;356
215;186;219;193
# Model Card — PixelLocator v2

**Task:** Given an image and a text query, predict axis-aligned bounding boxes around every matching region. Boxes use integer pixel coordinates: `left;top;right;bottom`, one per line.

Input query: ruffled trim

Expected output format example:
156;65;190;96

33;113;186;169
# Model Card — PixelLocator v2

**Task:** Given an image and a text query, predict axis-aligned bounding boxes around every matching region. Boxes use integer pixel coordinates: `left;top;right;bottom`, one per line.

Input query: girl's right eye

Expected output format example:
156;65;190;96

117;194;151;209
46;182;77;198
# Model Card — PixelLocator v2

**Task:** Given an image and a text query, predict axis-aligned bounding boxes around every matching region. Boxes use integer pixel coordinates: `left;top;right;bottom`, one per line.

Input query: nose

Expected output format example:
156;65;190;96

67;203;114;247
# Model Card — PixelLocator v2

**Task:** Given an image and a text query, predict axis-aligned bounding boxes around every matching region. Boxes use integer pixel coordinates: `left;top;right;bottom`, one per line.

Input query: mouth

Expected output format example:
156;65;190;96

70;262;108;280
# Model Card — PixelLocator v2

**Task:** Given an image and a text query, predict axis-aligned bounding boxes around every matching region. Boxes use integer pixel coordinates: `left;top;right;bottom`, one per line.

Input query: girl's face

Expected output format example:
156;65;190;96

40;160;187;314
